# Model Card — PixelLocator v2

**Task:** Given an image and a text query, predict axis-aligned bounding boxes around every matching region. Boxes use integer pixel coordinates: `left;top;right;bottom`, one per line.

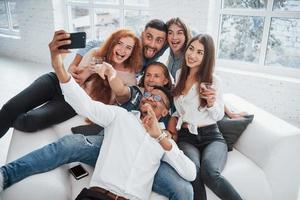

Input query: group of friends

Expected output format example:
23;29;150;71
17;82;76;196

0;18;246;200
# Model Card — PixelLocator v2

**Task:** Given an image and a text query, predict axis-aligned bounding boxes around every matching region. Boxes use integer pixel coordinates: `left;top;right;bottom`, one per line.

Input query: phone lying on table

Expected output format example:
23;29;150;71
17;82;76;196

58;32;86;49
69;164;89;180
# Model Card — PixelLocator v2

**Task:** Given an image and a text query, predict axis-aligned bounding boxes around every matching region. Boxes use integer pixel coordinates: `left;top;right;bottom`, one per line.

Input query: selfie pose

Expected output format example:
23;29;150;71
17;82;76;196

0;28;142;138
168;34;243;200
0;30;196;200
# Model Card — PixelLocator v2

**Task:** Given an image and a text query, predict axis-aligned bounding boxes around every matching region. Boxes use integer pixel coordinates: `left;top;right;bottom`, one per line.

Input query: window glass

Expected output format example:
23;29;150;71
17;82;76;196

124;9;149;35
71;6;91;39
265;18;300;68
8;1;18;30
0;1;9;29
223;0;267;9
273;0;300;11
94;8;120;40
94;0;118;4
218;15;264;63
67;0;89;3
124;0;149;6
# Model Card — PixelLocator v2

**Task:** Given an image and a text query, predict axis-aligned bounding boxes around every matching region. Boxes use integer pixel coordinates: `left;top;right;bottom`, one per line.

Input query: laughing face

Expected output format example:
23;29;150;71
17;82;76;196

143;64;169;92
142;27;166;59
112;36;135;64
185;40;205;70
139;89;169;119
167;24;186;55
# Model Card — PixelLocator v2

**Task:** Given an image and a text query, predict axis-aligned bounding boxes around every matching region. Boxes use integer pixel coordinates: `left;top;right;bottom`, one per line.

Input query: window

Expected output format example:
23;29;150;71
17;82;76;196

65;0;149;41
0;0;19;36
217;0;300;69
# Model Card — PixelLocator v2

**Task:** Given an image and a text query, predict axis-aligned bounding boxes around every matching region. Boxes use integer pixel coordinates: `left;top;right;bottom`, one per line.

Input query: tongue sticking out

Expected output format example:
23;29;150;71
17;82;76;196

145;47;156;58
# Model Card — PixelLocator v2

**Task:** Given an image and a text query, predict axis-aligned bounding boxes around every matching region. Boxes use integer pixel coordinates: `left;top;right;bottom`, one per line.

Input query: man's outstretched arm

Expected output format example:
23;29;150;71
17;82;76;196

48;30;115;127
48;30;72;83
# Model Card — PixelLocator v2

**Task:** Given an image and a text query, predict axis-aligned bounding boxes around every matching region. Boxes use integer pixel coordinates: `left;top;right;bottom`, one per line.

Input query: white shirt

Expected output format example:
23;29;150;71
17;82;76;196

61;77;196;200
173;69;224;135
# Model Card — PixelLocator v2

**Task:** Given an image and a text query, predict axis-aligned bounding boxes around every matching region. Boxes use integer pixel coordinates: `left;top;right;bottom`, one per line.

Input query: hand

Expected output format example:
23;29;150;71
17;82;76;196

201;87;216;107
74;66;93;86
48;30;72;83
167;116;178;141
48;30;71;71
142;103;161;138
68;64;82;84
91;62;116;81
227;111;249;119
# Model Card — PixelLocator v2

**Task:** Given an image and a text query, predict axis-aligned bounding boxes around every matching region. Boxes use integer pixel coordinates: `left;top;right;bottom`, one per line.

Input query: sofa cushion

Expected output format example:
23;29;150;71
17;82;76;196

206;149;272;200
2;169;71;200
217;114;254;151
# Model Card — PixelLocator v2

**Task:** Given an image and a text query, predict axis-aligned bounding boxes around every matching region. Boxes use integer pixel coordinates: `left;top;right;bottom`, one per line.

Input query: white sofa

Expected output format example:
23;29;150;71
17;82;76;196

1;94;300;200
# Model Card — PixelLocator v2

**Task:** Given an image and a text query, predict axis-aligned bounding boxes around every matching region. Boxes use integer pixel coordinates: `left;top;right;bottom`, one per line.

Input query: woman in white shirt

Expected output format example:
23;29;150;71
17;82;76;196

168;34;242;200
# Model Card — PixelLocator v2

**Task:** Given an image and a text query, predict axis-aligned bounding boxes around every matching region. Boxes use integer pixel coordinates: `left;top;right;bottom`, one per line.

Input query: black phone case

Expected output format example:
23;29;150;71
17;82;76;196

59;32;86;49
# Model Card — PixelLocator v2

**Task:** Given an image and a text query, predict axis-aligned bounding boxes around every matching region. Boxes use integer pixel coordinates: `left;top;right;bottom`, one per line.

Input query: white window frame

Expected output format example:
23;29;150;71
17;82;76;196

213;0;300;74
64;0;149;40
0;0;19;36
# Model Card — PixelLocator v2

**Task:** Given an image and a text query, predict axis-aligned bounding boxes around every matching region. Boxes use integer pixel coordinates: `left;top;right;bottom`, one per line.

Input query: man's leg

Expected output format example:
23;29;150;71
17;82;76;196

201;141;242;200
0;133;103;189
152;161;194;200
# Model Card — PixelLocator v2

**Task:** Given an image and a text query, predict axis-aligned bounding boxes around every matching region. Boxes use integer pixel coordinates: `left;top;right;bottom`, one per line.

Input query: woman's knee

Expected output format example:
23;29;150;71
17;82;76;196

200;163;221;184
178;142;201;172
13;113;43;132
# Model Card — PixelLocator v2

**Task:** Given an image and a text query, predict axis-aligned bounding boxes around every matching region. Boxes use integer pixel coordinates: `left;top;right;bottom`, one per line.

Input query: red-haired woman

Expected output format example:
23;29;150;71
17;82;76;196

0;29;142;138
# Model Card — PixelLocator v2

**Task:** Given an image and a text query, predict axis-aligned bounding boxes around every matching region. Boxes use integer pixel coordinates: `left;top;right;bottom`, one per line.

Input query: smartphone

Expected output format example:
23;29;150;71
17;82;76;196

69;164;89;180
58;32;86;49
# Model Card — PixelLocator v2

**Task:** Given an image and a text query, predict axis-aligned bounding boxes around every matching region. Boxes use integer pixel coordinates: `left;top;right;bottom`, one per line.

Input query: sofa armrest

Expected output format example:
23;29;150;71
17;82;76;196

224;93;300;200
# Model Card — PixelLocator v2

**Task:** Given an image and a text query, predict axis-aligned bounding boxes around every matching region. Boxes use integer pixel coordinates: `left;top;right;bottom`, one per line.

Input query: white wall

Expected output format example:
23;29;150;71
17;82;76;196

0;0;65;65
216;69;300;128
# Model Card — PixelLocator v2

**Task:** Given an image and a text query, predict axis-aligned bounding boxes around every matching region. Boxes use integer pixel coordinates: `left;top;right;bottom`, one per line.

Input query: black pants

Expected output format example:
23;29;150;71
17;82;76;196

0;72;76;137
76;188;111;200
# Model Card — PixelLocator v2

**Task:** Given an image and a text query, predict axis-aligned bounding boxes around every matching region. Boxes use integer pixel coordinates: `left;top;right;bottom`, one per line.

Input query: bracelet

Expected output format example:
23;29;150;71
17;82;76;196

156;130;168;143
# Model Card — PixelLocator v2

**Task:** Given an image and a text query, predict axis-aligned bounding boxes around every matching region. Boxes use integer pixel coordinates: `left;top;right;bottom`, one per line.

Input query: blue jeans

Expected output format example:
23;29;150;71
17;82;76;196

0;133;193;200
178;125;242;200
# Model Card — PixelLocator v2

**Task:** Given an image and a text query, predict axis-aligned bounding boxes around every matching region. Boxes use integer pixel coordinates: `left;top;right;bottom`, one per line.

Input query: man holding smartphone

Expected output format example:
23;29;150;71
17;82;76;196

0;30;196;200
0;20;195;200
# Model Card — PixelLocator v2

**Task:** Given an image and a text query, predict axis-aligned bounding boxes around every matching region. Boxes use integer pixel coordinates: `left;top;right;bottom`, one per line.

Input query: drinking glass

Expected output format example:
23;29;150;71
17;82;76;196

90;56;104;65
199;82;215;99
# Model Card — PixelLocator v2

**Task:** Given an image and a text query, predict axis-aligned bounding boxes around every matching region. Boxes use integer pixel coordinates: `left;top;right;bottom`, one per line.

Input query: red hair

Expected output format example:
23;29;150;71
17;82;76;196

93;28;142;73
85;29;142;104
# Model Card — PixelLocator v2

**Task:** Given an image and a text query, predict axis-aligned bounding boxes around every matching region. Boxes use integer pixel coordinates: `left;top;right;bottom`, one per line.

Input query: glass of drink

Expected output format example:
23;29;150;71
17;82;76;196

90;56;104;65
199;82;215;99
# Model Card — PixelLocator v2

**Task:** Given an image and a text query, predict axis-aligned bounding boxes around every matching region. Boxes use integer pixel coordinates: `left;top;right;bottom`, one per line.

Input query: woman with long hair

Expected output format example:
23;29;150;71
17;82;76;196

0;29;142;138
169;34;242;200
166;17;191;80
